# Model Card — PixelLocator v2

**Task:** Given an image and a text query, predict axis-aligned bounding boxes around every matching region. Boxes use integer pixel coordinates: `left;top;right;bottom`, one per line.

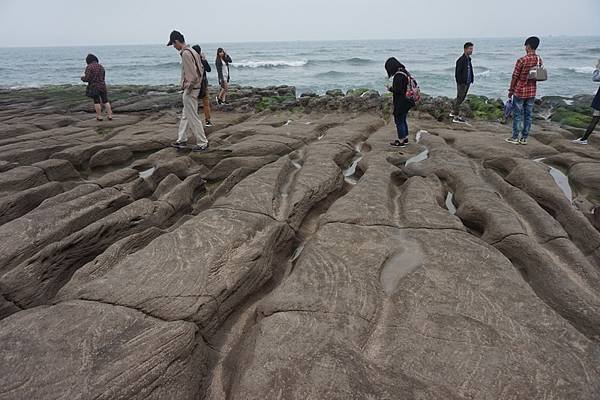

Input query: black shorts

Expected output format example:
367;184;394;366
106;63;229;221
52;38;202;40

92;90;109;104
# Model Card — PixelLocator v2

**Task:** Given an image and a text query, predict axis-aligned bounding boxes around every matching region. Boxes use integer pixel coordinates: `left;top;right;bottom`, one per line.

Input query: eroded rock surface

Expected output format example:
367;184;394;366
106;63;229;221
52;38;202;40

0;89;599;399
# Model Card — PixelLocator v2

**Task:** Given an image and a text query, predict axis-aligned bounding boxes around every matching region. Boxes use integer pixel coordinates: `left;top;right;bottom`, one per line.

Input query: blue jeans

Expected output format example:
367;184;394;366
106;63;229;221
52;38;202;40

394;113;409;140
512;96;535;139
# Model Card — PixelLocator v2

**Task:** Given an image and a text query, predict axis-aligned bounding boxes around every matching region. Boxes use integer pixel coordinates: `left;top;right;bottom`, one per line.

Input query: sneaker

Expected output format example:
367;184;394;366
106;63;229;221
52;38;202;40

519;138;528;145
505;137;520;145
572;138;588;145
192;144;209;152
171;141;188;149
449;112;455;118
205;120;214;127
390;139;409;148
215;96;222;105
452;116;466;123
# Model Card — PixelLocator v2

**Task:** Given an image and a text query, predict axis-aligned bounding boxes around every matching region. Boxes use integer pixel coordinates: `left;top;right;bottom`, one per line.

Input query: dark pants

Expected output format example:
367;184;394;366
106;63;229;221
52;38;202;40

92;90;109;104
583;114;600;140
453;84;470;115
394;113;409;140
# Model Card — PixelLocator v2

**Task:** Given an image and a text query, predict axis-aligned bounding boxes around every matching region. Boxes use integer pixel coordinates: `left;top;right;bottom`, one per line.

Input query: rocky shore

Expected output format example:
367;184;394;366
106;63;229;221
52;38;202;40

0;85;599;399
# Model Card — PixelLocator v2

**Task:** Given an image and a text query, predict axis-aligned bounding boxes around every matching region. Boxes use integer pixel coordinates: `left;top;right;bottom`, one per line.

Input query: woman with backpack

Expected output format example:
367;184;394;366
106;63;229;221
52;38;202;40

572;59;600;145
81;54;113;121
192;45;213;127
215;48;232;105
385;57;414;147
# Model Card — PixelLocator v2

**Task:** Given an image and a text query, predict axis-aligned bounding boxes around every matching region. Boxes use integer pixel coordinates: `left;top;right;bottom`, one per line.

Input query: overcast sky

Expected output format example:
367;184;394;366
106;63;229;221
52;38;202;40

0;0;598;47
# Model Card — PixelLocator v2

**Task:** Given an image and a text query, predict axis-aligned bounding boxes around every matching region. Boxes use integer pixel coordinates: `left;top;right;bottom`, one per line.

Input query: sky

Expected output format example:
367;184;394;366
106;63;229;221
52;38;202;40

0;0;598;47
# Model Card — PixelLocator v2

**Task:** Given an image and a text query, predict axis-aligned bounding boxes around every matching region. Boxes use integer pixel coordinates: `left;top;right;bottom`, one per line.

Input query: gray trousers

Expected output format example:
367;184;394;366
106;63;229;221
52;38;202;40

453;84;470;115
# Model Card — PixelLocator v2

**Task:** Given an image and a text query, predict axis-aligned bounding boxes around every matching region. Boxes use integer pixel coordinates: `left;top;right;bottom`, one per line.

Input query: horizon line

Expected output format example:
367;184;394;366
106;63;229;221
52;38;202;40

1;34;598;49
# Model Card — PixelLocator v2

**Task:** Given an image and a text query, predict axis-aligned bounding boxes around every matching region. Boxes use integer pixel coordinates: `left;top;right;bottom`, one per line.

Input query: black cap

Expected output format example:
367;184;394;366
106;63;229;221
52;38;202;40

167;30;184;46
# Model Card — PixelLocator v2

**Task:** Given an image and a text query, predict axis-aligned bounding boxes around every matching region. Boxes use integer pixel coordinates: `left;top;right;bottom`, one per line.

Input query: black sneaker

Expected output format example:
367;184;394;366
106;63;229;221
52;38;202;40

205;120;214;127
171;141;188;149
192;144;209;152
390;139;408;148
215;96;222;105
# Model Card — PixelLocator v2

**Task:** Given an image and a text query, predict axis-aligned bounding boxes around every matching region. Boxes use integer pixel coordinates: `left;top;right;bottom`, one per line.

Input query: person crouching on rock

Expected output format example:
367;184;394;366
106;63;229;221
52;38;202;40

216;48;232;105
192;45;214;128
385;57;413;147
81;54;113;121
572;59;600;145
167;30;209;152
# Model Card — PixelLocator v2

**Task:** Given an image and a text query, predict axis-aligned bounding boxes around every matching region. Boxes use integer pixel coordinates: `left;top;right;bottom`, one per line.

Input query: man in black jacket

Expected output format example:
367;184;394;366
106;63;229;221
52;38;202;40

452;42;474;123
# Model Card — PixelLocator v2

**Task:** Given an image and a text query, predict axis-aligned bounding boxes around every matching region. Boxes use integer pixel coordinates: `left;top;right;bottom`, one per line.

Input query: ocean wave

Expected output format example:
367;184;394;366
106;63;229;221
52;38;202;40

584;48;600;54
343;57;375;65
233;60;308;69
567;66;595;74
315;71;352;78
475;70;491;77
109;61;181;71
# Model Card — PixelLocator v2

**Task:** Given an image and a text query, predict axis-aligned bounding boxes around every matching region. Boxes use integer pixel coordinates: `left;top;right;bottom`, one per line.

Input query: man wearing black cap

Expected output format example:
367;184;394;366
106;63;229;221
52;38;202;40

167;30;208;151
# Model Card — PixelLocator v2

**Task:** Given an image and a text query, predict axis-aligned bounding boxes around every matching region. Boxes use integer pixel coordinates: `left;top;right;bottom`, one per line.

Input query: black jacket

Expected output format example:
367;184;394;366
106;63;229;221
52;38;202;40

201;58;211;74
389;71;412;115
455;54;474;85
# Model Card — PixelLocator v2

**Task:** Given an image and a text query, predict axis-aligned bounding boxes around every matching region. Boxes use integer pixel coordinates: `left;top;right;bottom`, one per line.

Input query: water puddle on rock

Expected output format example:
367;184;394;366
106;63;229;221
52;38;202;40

380;243;424;295
446;192;457;215
343;142;365;185
290;243;305;263
415;129;428;144
534;158;573;202
405;149;429;166
139;167;156;179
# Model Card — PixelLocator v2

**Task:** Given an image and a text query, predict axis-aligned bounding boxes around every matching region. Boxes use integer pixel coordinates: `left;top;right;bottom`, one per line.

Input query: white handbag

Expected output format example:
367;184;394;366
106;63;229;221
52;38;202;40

528;56;548;81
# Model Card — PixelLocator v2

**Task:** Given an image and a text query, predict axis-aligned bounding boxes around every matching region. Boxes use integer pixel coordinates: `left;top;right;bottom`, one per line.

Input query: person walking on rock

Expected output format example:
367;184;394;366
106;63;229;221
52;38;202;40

215;48;232;105
505;36;543;145
167;30;209;152
452;42;475;123
81;54;113;121
572;59;600;145
192;45;214;127
385;57;413;147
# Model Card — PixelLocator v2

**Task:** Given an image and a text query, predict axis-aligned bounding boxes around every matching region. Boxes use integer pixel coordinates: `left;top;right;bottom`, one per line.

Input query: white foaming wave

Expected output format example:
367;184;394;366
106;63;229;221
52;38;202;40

475;70;491;77
233;60;308;69
569;66;595;74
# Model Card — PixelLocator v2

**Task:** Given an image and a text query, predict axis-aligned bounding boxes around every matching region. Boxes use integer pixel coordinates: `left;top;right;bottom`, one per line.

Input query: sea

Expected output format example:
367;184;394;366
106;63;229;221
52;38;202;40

1;37;599;99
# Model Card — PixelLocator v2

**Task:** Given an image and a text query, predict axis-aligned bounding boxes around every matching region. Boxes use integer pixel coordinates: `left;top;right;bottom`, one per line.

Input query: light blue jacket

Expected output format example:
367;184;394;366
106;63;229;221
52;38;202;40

594;68;600;82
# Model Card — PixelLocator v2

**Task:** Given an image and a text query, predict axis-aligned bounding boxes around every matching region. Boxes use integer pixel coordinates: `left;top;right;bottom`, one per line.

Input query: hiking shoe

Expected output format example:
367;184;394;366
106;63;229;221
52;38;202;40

215;96;222;105
192;144;209;152
452;116;466;123
572;138;588;145
449;112;455;118
505;137;520;145
205;120;214;127
519;138;528;145
171;141;188;149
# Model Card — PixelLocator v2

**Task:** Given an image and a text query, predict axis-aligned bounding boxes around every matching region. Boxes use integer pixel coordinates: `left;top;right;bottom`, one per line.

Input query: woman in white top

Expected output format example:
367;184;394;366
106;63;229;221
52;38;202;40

215;48;232;105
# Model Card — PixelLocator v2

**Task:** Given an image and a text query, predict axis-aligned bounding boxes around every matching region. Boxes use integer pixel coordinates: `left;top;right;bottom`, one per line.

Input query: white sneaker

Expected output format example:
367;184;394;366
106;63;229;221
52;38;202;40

452;116;466;123
571;138;588;145
449;112;455;118
505;137;520;145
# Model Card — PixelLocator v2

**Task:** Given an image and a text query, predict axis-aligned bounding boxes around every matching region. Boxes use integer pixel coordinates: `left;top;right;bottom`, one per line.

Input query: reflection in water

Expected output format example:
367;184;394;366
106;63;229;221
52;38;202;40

446;192;457;215
139;167;156;179
534;158;573;202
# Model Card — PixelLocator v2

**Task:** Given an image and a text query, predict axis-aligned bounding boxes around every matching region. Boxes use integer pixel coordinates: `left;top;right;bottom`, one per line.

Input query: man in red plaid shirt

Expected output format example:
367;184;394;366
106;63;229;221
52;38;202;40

505;36;542;145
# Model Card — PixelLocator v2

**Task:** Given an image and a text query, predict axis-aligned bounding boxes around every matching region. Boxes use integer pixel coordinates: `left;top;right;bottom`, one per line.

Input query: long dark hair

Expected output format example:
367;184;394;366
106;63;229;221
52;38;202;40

86;54;99;65
385;57;406;78
216;48;225;64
